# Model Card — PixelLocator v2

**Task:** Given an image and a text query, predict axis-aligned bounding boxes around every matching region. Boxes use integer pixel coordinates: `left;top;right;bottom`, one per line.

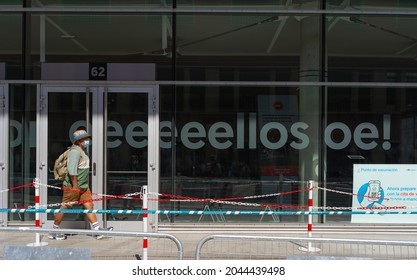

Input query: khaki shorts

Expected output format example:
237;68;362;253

61;187;93;208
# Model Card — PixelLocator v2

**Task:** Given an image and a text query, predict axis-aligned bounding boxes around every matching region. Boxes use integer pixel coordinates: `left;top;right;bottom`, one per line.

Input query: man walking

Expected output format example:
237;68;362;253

49;129;113;240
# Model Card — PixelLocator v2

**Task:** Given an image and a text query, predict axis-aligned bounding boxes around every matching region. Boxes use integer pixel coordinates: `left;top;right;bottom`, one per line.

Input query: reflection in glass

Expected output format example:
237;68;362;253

106;92;147;221
165;86;313;223
8;85;36;222
47;91;88;221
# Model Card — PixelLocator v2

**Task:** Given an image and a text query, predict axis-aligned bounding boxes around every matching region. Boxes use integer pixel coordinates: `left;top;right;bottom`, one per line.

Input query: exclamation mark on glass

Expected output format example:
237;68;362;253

382;115;391;150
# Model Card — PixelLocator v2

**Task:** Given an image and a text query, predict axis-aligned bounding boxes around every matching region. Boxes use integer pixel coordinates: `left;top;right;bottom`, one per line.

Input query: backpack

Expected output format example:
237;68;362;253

53;146;81;181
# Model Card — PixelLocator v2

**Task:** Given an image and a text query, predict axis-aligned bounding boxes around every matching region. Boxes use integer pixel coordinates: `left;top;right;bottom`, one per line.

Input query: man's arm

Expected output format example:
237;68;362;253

70;175;79;190
67;148;81;189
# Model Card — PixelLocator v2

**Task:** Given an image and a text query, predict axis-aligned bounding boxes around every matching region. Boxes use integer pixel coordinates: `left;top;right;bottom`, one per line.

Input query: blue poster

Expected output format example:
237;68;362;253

352;164;417;223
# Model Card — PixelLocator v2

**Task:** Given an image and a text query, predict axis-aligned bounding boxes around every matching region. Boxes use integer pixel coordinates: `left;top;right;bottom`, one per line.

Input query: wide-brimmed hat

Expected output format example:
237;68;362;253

72;129;90;143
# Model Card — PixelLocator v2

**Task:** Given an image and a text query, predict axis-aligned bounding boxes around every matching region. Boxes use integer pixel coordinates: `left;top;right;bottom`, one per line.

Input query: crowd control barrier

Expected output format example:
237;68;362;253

195;234;417;260
0;227;183;260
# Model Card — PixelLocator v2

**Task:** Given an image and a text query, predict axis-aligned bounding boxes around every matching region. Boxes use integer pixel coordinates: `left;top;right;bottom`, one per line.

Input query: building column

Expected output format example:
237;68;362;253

298;13;321;222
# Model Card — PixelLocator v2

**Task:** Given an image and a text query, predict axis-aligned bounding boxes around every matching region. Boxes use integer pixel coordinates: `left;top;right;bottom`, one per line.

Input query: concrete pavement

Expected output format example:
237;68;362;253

2;225;417;260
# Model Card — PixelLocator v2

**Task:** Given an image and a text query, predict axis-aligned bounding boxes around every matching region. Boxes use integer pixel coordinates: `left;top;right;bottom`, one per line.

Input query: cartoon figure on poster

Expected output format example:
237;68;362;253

357;180;386;210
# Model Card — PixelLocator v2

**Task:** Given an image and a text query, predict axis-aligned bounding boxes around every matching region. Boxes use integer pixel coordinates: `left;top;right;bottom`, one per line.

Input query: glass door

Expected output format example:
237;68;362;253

104;87;159;230
37;85;159;230
37;86;96;229
0;84;8;225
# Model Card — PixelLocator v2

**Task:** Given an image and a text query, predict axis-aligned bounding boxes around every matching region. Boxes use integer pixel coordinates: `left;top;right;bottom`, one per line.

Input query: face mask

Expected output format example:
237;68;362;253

82;139;91;148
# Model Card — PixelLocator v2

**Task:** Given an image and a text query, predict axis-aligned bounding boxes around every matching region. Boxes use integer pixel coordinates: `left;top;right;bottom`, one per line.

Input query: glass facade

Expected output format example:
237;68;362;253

1;1;417;227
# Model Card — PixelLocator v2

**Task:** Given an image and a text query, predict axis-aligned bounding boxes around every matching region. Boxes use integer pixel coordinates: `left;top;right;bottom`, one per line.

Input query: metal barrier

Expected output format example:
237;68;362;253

0;227;183;260
195;234;417;260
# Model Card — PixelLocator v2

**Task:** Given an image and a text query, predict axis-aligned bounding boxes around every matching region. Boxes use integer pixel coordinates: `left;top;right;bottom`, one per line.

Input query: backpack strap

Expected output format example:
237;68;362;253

69;145;84;166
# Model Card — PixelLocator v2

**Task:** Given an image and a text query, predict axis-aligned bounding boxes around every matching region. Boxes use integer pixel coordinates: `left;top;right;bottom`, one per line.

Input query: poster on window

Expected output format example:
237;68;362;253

352;164;417;223
257;95;299;199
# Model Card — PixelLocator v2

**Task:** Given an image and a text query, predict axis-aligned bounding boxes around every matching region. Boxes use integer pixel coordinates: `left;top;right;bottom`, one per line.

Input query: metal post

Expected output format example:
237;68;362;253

307;180;313;239
299;180;319;252
27;178;47;247
142;185;148;260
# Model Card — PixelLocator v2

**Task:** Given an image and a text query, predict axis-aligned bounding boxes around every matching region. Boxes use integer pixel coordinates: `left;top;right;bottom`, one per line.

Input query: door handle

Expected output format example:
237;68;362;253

0;161;4;170
93;162;96;176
